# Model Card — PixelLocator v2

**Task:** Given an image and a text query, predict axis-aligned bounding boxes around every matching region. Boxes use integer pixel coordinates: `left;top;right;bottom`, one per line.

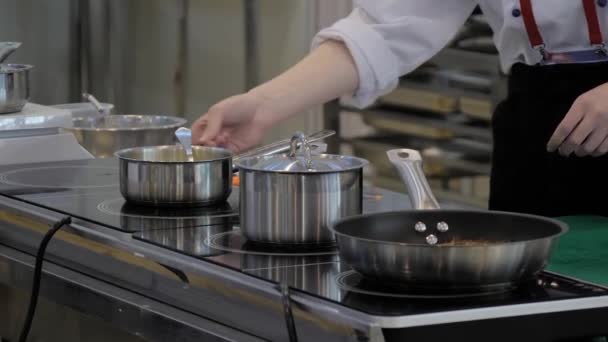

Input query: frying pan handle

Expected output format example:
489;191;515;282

309;143;327;155
387;149;441;210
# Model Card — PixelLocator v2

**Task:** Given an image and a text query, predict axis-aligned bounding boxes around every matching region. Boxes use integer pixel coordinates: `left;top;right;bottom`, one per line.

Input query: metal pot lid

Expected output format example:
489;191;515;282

237;154;367;173
235;132;368;173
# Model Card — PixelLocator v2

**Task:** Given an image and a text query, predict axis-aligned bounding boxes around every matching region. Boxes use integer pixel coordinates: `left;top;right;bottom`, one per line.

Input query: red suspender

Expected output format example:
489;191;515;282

519;0;605;52
582;0;604;46
519;0;544;49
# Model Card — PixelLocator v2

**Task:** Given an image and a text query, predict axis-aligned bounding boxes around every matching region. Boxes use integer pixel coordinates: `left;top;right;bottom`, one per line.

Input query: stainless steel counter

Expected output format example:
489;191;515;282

0;181;606;342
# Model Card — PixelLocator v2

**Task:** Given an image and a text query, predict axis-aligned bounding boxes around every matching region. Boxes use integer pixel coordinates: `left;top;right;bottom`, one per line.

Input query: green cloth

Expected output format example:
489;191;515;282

546;216;608;286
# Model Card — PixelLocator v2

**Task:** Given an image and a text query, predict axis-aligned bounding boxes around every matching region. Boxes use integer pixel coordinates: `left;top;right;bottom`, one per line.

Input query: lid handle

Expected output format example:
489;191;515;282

289;131;313;170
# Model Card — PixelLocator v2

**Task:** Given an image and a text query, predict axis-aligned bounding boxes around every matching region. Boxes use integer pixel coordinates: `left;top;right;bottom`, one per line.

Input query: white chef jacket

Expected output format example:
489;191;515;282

312;0;608;107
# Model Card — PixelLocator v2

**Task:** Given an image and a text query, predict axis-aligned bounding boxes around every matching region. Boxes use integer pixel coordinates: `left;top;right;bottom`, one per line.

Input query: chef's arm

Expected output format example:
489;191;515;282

248;40;359;128
250;0;476;126
312;0;477;108
194;0;476;149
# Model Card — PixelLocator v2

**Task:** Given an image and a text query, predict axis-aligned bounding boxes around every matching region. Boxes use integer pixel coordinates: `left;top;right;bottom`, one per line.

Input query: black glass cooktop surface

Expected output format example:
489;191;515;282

2;158;607;319
133;224;608;317
0;158;239;232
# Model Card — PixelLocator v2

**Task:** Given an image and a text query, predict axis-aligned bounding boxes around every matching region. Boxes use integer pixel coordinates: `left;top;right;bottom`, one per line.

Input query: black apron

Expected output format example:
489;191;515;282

489;61;608;217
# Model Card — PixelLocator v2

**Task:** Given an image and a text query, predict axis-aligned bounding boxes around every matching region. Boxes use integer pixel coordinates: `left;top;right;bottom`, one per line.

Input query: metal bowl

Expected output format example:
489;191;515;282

0;64;33;114
65;114;187;158
115;145;233;207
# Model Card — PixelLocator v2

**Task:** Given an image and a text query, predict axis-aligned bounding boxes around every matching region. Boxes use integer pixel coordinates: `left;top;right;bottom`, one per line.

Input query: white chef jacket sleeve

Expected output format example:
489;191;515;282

312;0;476;108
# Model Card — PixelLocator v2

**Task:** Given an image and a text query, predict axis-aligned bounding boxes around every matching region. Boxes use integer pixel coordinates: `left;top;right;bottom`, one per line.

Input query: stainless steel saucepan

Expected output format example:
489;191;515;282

115;130;335;207
1;42;33;114
235;132;369;245
330;149;568;291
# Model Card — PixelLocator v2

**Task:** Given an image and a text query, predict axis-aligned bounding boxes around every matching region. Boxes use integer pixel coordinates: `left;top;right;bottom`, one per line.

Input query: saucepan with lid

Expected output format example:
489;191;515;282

330;149;568;291
235;132;369;245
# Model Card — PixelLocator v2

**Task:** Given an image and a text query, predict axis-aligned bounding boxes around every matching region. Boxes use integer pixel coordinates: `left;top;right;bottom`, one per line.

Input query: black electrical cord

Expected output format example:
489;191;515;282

18;216;72;342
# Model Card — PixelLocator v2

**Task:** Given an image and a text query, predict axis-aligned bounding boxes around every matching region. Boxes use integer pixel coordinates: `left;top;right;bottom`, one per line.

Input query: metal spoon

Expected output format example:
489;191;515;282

82;93;107;116
175;127;194;162
0;42;21;64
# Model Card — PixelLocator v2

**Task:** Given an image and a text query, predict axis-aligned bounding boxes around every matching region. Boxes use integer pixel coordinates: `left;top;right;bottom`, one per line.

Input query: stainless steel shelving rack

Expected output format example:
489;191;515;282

324;41;506;208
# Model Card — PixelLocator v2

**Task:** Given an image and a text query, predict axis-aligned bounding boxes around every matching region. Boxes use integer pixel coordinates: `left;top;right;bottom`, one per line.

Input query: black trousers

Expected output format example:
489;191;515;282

489;62;608;217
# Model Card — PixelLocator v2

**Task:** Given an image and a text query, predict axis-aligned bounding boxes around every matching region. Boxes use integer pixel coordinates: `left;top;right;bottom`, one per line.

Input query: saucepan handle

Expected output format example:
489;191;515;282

309;142;327;155
0;42;21;64
82;93;108;116
386;149;441;210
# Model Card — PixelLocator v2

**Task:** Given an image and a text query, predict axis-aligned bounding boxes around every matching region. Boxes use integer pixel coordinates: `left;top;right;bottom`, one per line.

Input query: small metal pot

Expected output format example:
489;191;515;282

235;132;369;245
0;42;31;114
65;115;187;158
116;145;233;206
0;64;33;114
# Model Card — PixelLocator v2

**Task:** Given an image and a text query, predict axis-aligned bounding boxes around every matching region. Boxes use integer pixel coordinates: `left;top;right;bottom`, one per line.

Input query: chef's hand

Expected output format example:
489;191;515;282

192;92;273;153
547;82;608;157
192;41;358;152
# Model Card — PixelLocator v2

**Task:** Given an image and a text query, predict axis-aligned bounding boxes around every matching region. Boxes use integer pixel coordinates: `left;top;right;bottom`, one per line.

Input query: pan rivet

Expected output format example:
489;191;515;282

437;222;449;233
414;222;427;233
426;234;438;245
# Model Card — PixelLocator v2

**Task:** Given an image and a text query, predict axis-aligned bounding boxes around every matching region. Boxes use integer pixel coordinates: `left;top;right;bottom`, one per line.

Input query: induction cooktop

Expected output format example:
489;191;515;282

0;158;239;232
1;158;607;324
131;224;608;318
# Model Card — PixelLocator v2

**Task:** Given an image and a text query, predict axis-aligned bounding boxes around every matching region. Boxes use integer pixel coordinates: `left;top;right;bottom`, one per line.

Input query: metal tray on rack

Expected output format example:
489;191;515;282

456;37;497;54
378;86;459;114
360;108;492;142
373;174;489;209
460;96;495;121
349;135;491;178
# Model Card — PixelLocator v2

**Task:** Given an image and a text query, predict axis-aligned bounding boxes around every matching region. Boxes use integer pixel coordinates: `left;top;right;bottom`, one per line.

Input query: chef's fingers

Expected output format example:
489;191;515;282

215;132;230;147
558;114;594;157
547;101;585;152
575;128;607;157
592;136;608;157
197;109;224;146
192;115;219;147
191;115;207;144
